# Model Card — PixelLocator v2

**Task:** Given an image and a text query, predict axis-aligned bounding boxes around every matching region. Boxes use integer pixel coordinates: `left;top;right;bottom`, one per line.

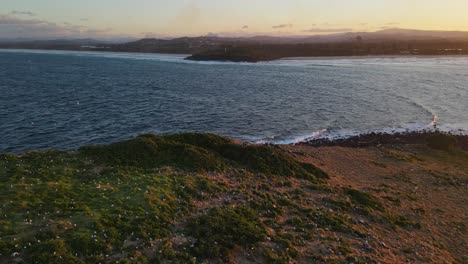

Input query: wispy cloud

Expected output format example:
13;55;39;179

303;27;353;33
272;24;293;29
11;10;36;16
0;15;51;26
0;14;114;39
241;25;248;29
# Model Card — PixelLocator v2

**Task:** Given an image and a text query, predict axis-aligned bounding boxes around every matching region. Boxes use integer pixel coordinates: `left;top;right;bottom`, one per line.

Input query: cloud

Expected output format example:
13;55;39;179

11;10;36;16
385;22;399;26
241;25;248;29
303;27;353;33
80;18;89;21
0;15;52;27
272;24;293;29
0;14;114;39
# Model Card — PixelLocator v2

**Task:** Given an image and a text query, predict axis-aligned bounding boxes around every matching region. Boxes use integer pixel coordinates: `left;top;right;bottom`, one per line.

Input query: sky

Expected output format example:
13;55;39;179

1;0;468;39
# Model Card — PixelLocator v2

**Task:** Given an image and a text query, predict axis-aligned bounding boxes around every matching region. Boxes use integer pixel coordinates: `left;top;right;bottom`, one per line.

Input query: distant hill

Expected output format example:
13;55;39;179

2;29;468;61
187;29;468;62
0;38;135;50
280;28;468;43
369;28;468;41
116;28;468;47
0;38;105;51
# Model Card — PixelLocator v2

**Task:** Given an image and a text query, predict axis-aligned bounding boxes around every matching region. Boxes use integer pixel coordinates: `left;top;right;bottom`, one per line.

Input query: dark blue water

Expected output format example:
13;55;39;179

1;49;467;153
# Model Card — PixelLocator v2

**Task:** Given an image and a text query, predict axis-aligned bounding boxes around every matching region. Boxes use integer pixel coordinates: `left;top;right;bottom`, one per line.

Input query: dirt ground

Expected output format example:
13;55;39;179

282;143;468;263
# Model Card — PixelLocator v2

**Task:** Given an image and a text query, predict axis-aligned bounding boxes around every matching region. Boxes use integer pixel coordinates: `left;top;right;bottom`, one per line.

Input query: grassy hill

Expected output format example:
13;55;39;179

0;133;466;263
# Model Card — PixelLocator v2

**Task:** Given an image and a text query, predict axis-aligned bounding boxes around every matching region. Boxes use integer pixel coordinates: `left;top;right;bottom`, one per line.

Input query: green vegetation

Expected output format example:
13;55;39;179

81;133;326;180
2;132;462;263
383;196;402;206
79;134;227;171
387;215;422;230
0;149;202;262
0;133;330;263
307;209;354;233
344;188;384;212
185;206;266;259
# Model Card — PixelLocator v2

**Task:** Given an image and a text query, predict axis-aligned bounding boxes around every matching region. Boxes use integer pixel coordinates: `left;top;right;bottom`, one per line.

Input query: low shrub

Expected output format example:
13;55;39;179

81;133;327;180
185;206;266;259
344;188;384;211
80;134;226;171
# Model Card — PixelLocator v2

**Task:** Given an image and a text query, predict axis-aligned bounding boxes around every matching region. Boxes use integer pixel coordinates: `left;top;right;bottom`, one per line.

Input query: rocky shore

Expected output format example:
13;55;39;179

304;131;468;150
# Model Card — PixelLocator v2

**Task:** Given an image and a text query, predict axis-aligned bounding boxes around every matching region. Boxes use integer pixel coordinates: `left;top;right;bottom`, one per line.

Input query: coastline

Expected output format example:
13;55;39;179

3;47;468;63
186;52;468;63
0;48;190;59
280;54;468;61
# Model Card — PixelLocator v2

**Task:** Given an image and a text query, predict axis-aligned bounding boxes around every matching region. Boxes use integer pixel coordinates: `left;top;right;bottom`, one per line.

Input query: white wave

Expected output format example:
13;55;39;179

429;113;439;129
266;123;467;145
265;129;329;145
264;112;466;145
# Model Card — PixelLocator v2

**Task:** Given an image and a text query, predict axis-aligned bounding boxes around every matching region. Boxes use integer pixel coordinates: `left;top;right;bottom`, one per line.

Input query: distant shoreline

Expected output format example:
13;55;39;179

280;54;468;61
3;47;468;63
0;48;190;58
187;53;468;63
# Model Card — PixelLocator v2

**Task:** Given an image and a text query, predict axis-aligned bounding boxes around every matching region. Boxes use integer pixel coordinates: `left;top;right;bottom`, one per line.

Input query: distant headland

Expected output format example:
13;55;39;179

2;28;468;62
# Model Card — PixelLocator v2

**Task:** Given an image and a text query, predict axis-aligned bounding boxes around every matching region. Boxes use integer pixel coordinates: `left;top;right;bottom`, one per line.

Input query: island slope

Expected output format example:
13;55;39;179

0;133;466;263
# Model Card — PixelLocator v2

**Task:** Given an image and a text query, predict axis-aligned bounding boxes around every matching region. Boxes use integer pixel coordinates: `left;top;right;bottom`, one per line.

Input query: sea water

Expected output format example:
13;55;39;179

1;49;467;152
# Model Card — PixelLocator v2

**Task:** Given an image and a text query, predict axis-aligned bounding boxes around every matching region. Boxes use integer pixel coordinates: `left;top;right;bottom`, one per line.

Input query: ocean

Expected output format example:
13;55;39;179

1;49;467;153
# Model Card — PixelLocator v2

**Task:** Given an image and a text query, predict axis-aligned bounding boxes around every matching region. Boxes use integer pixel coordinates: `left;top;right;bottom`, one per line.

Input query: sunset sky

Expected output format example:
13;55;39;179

1;0;468;39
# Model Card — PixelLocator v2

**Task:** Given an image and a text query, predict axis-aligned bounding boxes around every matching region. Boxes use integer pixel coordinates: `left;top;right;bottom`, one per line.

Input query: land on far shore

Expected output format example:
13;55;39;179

0;131;466;263
2;28;468;62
